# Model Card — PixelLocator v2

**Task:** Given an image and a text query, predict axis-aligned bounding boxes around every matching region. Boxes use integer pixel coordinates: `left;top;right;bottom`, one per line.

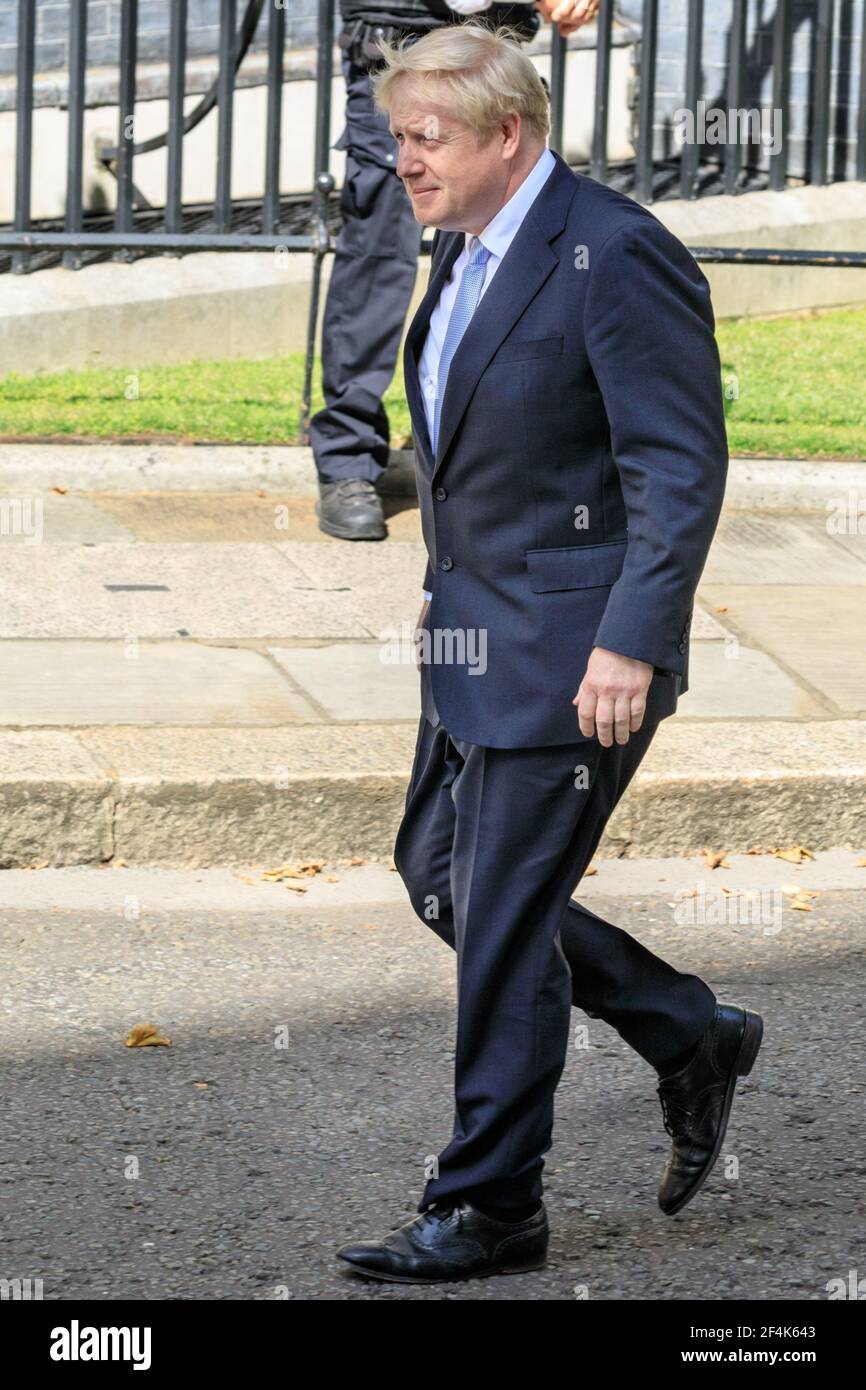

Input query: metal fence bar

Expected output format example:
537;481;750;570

548;30;567;156
769;0;792;191
12;0;36;275
263;0;286;234
635;0;659;203
724;0;747;194
590;0;614;182
216;0;237;233
811;0;834;186
63;0;87;270
165;0;187;235
300;0;336;444
115;0;137;250
679;0;704;200
857;0;866;180
0;231;314;251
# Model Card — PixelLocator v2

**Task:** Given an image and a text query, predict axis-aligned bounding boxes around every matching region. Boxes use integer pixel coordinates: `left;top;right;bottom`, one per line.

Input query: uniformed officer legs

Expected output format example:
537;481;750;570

310;57;423;538
393;714;717;1211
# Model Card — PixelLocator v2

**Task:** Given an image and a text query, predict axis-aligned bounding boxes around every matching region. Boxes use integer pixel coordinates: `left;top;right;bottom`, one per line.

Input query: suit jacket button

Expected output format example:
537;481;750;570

434;487;447;502
678;641;687;653
440;556;453;571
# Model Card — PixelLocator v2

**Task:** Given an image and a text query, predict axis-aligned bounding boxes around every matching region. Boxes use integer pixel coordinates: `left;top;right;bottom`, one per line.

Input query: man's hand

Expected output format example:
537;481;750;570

535;0;601;37
414;598;430;671
574;646;653;747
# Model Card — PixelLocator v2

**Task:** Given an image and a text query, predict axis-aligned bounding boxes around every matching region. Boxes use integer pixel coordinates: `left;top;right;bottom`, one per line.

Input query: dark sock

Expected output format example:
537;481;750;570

657;1037;700;1078
471;1199;542;1223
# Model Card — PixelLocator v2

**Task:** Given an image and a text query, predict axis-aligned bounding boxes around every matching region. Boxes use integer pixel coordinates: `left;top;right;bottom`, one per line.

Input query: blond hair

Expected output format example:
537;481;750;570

369;23;550;145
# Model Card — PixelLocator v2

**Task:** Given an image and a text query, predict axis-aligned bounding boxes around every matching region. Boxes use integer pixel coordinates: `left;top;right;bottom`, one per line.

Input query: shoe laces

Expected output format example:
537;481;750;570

333;478;376;500
658;1088;694;1139
422;1199;462;1231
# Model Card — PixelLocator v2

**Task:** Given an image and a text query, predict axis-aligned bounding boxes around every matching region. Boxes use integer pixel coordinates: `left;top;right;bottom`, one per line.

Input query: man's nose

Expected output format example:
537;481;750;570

396;145;423;180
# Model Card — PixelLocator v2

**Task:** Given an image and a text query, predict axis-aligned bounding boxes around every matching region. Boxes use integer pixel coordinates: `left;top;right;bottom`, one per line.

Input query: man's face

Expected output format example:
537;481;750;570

389;78;515;233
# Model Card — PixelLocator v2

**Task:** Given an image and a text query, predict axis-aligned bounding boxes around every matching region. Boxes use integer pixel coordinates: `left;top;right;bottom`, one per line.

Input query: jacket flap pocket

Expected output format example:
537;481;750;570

491;334;564;364
525;540;628;592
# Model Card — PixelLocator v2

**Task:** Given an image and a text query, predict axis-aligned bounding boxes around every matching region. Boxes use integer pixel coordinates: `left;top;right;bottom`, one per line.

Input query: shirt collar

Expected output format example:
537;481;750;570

464;146;556;261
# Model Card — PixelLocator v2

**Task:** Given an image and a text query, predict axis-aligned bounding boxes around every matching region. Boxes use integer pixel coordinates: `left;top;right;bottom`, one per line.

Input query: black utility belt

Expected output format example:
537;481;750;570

338;18;432;70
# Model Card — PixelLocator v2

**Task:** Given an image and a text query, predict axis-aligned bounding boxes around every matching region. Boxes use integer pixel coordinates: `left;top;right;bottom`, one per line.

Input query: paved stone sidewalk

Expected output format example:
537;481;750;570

0;445;863;864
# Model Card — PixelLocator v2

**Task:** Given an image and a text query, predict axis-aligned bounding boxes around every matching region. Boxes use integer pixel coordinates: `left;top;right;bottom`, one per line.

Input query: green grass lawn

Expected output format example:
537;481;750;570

1;304;864;459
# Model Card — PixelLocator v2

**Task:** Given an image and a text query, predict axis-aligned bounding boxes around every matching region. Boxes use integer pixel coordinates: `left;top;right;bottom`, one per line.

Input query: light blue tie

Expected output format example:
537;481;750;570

431;235;492;457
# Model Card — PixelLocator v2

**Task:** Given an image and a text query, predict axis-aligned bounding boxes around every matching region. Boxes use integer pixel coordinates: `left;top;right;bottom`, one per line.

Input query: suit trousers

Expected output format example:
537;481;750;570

393;695;717;1212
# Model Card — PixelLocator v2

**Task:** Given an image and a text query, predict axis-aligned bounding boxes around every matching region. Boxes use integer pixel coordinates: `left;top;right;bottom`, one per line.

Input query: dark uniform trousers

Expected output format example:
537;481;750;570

393;660;717;1213
309;55;424;485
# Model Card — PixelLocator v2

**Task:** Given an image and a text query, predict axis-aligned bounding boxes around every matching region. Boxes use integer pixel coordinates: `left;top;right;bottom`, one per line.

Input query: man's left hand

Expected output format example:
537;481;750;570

574;646;653;747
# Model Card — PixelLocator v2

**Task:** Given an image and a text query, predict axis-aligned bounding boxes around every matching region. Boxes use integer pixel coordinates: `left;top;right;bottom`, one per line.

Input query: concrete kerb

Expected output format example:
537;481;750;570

0;443;863;509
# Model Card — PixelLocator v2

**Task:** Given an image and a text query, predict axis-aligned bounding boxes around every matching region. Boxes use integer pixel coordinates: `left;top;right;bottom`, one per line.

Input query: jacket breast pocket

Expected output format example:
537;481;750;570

525;539;627;592
491;334;564;364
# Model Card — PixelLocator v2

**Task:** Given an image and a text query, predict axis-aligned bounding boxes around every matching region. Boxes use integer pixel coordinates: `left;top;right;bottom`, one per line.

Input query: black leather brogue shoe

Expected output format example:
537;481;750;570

657;1003;764;1216
316;478;387;541
337;1197;548;1284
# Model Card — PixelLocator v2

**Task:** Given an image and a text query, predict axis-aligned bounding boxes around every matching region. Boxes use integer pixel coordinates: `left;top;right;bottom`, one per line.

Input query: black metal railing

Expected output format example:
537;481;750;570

2;0;866;436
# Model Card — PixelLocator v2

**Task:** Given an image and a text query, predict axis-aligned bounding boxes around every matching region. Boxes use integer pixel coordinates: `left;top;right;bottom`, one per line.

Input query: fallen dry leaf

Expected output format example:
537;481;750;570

856;858;866;868
51;485;68;495
324;875;340;883
350;857;365;866
714;605;728;613
359;922;380;930
701;848;730;870
772;846;814;865
583;863;598;876
124;1023;171;1048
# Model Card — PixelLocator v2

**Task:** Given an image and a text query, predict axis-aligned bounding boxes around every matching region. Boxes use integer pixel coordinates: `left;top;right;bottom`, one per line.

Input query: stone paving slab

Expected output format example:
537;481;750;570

0;544;369;639
702;514;866;585
0;640;321;727
700;584;866;714
0;491;135;544
269;643;422;722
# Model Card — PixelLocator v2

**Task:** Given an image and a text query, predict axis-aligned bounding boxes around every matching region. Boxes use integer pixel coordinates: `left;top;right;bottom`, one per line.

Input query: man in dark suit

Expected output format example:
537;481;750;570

337;22;763;1284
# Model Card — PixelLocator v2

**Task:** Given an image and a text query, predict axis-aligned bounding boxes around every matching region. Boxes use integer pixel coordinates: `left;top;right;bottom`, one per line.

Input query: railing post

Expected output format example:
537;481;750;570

635;0;659;204
590;0;614;183
548;30;567;157
114;0;138;261
724;0;747;194
165;0;188;237
63;0;87;270
264;0;286;234
13;0;36;275
858;0;866;181
811;0;834;186
216;0;237;233
679;0;704;200
301;0;336;447
769;0;792;191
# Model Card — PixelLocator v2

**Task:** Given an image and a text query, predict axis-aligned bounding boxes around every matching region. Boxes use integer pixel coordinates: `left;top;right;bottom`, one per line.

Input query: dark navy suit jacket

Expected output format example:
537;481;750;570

405;148;728;749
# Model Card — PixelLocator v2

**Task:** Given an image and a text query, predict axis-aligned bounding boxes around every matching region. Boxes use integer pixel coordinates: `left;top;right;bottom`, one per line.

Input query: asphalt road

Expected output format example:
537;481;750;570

1;872;864;1301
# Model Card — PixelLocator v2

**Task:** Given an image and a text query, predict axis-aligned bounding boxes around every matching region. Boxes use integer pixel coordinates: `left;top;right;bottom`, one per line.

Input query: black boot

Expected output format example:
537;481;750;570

337;1197;548;1284
316;478;387;541
657;1003;764;1216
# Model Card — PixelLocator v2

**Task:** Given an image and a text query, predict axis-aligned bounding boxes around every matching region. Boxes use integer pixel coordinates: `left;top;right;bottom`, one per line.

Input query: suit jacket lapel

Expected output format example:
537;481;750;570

404;232;464;471
403;149;578;482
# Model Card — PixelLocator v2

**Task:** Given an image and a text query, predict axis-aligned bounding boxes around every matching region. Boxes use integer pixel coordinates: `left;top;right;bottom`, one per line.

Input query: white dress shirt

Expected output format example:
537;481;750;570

419;144;557;600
